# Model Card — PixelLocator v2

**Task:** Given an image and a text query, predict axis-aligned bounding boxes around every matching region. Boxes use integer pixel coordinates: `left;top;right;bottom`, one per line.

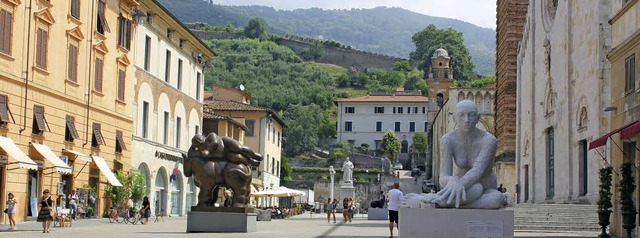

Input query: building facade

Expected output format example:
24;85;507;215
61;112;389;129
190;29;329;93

204;96;285;207
0;0;139;222
601;0;640;235
335;93;429;168
131;0;213;216
516;0;612;204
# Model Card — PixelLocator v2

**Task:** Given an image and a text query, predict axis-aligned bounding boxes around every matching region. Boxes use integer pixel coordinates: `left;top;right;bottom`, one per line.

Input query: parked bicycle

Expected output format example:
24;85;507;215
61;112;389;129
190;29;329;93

107;207;125;223
128;209;144;225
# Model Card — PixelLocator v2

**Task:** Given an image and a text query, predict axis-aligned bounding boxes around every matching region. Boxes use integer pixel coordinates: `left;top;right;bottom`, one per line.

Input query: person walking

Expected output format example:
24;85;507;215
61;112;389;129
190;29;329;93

325;198;333;223
37;189;54;233
6;192;17;230
68;189;78;220
347;197;354;223
387;182;403;238
141;196;151;225
331;198;338;223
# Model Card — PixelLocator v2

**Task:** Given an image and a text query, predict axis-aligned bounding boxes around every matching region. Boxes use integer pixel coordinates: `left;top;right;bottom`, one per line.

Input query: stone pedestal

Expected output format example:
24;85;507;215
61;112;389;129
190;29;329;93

186;211;257;233
338;182;355;201
399;208;514;238
367;208;388;220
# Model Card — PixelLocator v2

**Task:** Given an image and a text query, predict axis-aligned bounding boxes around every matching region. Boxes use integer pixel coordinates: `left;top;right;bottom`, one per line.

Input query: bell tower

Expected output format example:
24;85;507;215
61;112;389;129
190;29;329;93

426;47;455;109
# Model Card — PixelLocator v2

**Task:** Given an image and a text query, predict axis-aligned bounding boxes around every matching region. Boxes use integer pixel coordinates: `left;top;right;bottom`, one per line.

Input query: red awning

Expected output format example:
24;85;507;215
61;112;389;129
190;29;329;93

589;121;639;150
621;121;640;139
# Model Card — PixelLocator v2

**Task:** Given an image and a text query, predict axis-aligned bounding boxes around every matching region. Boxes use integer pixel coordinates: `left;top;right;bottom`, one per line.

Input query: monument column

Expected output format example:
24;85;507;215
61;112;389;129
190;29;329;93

329;166;336;201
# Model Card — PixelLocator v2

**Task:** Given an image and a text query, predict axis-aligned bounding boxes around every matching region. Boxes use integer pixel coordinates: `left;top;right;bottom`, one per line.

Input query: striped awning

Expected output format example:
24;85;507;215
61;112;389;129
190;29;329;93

62;149;92;162
0;136;38;170
91;155;122;187
30;143;72;174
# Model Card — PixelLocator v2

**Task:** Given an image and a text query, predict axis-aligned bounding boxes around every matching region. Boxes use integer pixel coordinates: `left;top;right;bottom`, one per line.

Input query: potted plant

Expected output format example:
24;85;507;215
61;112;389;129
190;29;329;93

619;161;637;238
597;166;612;238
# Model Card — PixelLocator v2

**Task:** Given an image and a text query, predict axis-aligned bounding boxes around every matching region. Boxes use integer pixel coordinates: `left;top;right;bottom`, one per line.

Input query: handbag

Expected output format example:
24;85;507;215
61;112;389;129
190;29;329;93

3;208;7;213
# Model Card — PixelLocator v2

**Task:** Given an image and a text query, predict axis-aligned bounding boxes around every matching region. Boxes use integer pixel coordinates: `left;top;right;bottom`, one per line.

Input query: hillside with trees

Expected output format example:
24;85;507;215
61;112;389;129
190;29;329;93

158;0;496;75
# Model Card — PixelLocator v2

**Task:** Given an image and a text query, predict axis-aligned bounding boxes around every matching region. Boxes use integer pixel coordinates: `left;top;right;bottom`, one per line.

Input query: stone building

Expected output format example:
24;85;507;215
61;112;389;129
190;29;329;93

495;0;529;200
516;0;611;204
131;0;213;216
204;88;286;207
599;0;640;236
0;0;139;222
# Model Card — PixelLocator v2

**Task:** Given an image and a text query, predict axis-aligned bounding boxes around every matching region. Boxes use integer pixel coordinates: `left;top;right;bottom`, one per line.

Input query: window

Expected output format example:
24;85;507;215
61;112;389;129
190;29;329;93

272;127;275;142
625;54;636;94
117;15;132;50
413;107;418;114
245;119;255;136
578;140;588;196
176;116;182;148
96;0;110;34
67;44;78;82
277;132;280;147
144;36;151;71
196;72;201;100
115;130;127;153
91;123;106;148
394;122;401;132
271;157;275;174
546;127;555;198
32;105;47;134
177;59;183;89
393;107;396;114
623;141;637;164
64;115;79;142
36;28;48;69
267;123;271;140
0;95;12;125
146;13;153;24
397;107;403;114
166;29;173;39
374;106;384;114
376;121;382;132
179;39;185;48
142;101;149;138
94;58;103;92
117;69;125;101
165;50;171;83
407;107;411;114
409;122;415;132
70;0;80;19
266;154;269;171
375;140;382;149
163;111;169;145
424;122;429;132
345;121;353;132
422;107;426;114
0;8;13;55
345;107;355;114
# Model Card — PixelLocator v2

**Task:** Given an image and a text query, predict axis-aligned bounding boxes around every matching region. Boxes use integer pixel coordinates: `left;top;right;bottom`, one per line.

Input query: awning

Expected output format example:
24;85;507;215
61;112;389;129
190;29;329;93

91;155;122;187
115;158;141;175
0;136;38;170
62;149;92;162
589;121;639;150
621;121;640;139
30;143;72;174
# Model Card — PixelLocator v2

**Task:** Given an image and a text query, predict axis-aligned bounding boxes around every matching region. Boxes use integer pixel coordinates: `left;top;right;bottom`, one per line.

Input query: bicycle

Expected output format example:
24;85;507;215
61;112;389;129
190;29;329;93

107;207;124;223
128;209;144;225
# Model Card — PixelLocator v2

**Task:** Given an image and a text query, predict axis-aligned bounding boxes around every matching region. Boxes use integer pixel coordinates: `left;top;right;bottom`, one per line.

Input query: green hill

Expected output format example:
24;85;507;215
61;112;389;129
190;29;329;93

157;0;495;75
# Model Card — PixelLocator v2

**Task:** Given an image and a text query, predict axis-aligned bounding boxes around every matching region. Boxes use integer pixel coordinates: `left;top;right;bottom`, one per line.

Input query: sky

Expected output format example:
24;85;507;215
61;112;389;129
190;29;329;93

213;0;497;29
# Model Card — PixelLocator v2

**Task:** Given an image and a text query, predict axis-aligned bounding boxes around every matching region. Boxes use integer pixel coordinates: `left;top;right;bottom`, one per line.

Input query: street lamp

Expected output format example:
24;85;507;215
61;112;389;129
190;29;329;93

329;166;336;201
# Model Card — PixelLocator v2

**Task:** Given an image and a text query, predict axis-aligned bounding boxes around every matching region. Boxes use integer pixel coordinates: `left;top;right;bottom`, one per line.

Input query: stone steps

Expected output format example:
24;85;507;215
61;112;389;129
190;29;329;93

508;204;599;232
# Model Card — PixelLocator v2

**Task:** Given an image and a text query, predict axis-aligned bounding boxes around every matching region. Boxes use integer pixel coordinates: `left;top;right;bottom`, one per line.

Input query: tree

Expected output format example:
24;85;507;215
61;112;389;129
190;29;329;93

283;104;323;156
281;155;293;181
105;171;131;208
130;174;147;208
392;60;412;74
411;24;476;81
224;23;235;32
382;130;401;162
300;41;324;61
333;142;352;160
356;143;371;155
244;17;266;39
412;133;428;155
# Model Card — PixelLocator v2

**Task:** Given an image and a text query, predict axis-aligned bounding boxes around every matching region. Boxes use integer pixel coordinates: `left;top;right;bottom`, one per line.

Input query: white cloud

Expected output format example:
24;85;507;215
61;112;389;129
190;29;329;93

213;0;497;29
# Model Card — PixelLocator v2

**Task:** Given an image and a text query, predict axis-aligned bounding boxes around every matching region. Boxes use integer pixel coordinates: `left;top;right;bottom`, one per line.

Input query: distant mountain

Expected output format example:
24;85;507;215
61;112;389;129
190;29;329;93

158;0;496;75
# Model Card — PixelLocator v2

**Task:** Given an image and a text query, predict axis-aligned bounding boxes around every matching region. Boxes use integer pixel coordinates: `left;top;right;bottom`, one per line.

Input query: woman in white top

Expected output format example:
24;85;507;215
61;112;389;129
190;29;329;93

6;192;17;230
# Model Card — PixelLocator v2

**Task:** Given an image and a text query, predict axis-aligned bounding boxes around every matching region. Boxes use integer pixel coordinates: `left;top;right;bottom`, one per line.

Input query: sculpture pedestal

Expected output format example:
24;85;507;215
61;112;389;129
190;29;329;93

399;208;514;238
338;183;355;201
186;211;257;233
367;208;388;220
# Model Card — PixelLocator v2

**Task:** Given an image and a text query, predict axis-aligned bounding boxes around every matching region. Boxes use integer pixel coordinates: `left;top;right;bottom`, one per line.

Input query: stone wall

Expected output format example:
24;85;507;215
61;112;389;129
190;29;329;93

495;0;528;162
276;39;405;70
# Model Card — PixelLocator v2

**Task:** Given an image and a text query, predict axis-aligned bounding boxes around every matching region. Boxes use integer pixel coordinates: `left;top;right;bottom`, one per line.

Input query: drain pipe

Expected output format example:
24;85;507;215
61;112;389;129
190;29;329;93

19;0;34;133
83;0;97;147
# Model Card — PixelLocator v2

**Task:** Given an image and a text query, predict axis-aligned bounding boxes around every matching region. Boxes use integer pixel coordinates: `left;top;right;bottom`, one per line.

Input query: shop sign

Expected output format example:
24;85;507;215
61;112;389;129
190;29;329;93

155;151;183;162
0;154;7;165
34;159;44;169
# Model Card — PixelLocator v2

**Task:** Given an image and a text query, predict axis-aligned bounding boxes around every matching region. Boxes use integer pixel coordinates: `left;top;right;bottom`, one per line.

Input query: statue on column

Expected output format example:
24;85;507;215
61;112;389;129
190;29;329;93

342;157;354;184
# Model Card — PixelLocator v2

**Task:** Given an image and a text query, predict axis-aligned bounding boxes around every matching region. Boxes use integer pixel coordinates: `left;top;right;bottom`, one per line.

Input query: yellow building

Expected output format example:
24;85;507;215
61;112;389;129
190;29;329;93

0;0;138;222
601;1;640;236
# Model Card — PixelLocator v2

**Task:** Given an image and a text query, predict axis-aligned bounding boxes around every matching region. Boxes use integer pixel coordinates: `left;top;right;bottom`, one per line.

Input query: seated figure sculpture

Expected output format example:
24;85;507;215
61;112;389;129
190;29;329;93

424;100;502;209
188;133;263;167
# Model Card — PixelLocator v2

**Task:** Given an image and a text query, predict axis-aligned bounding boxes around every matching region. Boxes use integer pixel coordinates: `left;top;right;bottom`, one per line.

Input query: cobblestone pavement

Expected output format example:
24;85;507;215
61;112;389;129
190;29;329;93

0;212;600;238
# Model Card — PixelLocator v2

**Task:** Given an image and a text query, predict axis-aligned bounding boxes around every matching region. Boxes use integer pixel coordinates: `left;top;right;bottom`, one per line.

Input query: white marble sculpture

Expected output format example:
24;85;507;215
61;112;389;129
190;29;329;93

342;157;354;183
423;100;502;209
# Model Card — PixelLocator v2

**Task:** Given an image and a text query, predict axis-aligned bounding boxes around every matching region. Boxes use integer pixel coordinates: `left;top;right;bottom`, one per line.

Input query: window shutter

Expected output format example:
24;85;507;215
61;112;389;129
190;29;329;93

116;130;127;150
68;45;74;81
126;19;132;50
66;115;80;139
116;16;121;47
0;95;9;123
92;123;105;145
42;30;47;69
0;10;5;53
72;45;77;82
36;29;41;67
34;105;46;131
118;70;125;101
95;58;103;92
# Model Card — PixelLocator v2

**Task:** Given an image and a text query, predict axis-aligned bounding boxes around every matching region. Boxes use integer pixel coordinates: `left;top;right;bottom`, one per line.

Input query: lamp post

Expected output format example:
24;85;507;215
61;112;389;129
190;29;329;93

329;166;336;201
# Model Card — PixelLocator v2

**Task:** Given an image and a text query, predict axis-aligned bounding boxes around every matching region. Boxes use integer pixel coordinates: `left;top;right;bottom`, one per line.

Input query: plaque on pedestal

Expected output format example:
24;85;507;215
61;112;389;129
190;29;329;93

186;211;257;233
399;208;514;238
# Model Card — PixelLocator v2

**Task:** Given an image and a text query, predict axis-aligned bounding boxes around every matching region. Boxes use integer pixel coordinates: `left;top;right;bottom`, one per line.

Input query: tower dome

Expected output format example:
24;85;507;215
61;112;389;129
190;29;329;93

432;48;449;58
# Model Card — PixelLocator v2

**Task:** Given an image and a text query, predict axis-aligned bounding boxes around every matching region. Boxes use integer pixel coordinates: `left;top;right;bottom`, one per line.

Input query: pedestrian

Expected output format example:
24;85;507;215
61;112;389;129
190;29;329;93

342;198;349;222
331;198;338;223
223;190;232;207
141;196;151;225
6;192;17;230
347;197;354;223
387;182;403;238
37;189;54;233
325;198;333;223
68;189;78;220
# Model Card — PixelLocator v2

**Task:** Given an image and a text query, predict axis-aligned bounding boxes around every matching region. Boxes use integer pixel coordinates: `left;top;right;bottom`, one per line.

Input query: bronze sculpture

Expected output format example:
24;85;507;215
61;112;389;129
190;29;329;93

183;133;262;208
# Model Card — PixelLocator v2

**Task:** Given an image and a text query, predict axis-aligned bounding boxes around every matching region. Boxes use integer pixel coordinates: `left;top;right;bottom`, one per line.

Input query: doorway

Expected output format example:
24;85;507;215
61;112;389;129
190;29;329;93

524;165;529;202
27;169;39;217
